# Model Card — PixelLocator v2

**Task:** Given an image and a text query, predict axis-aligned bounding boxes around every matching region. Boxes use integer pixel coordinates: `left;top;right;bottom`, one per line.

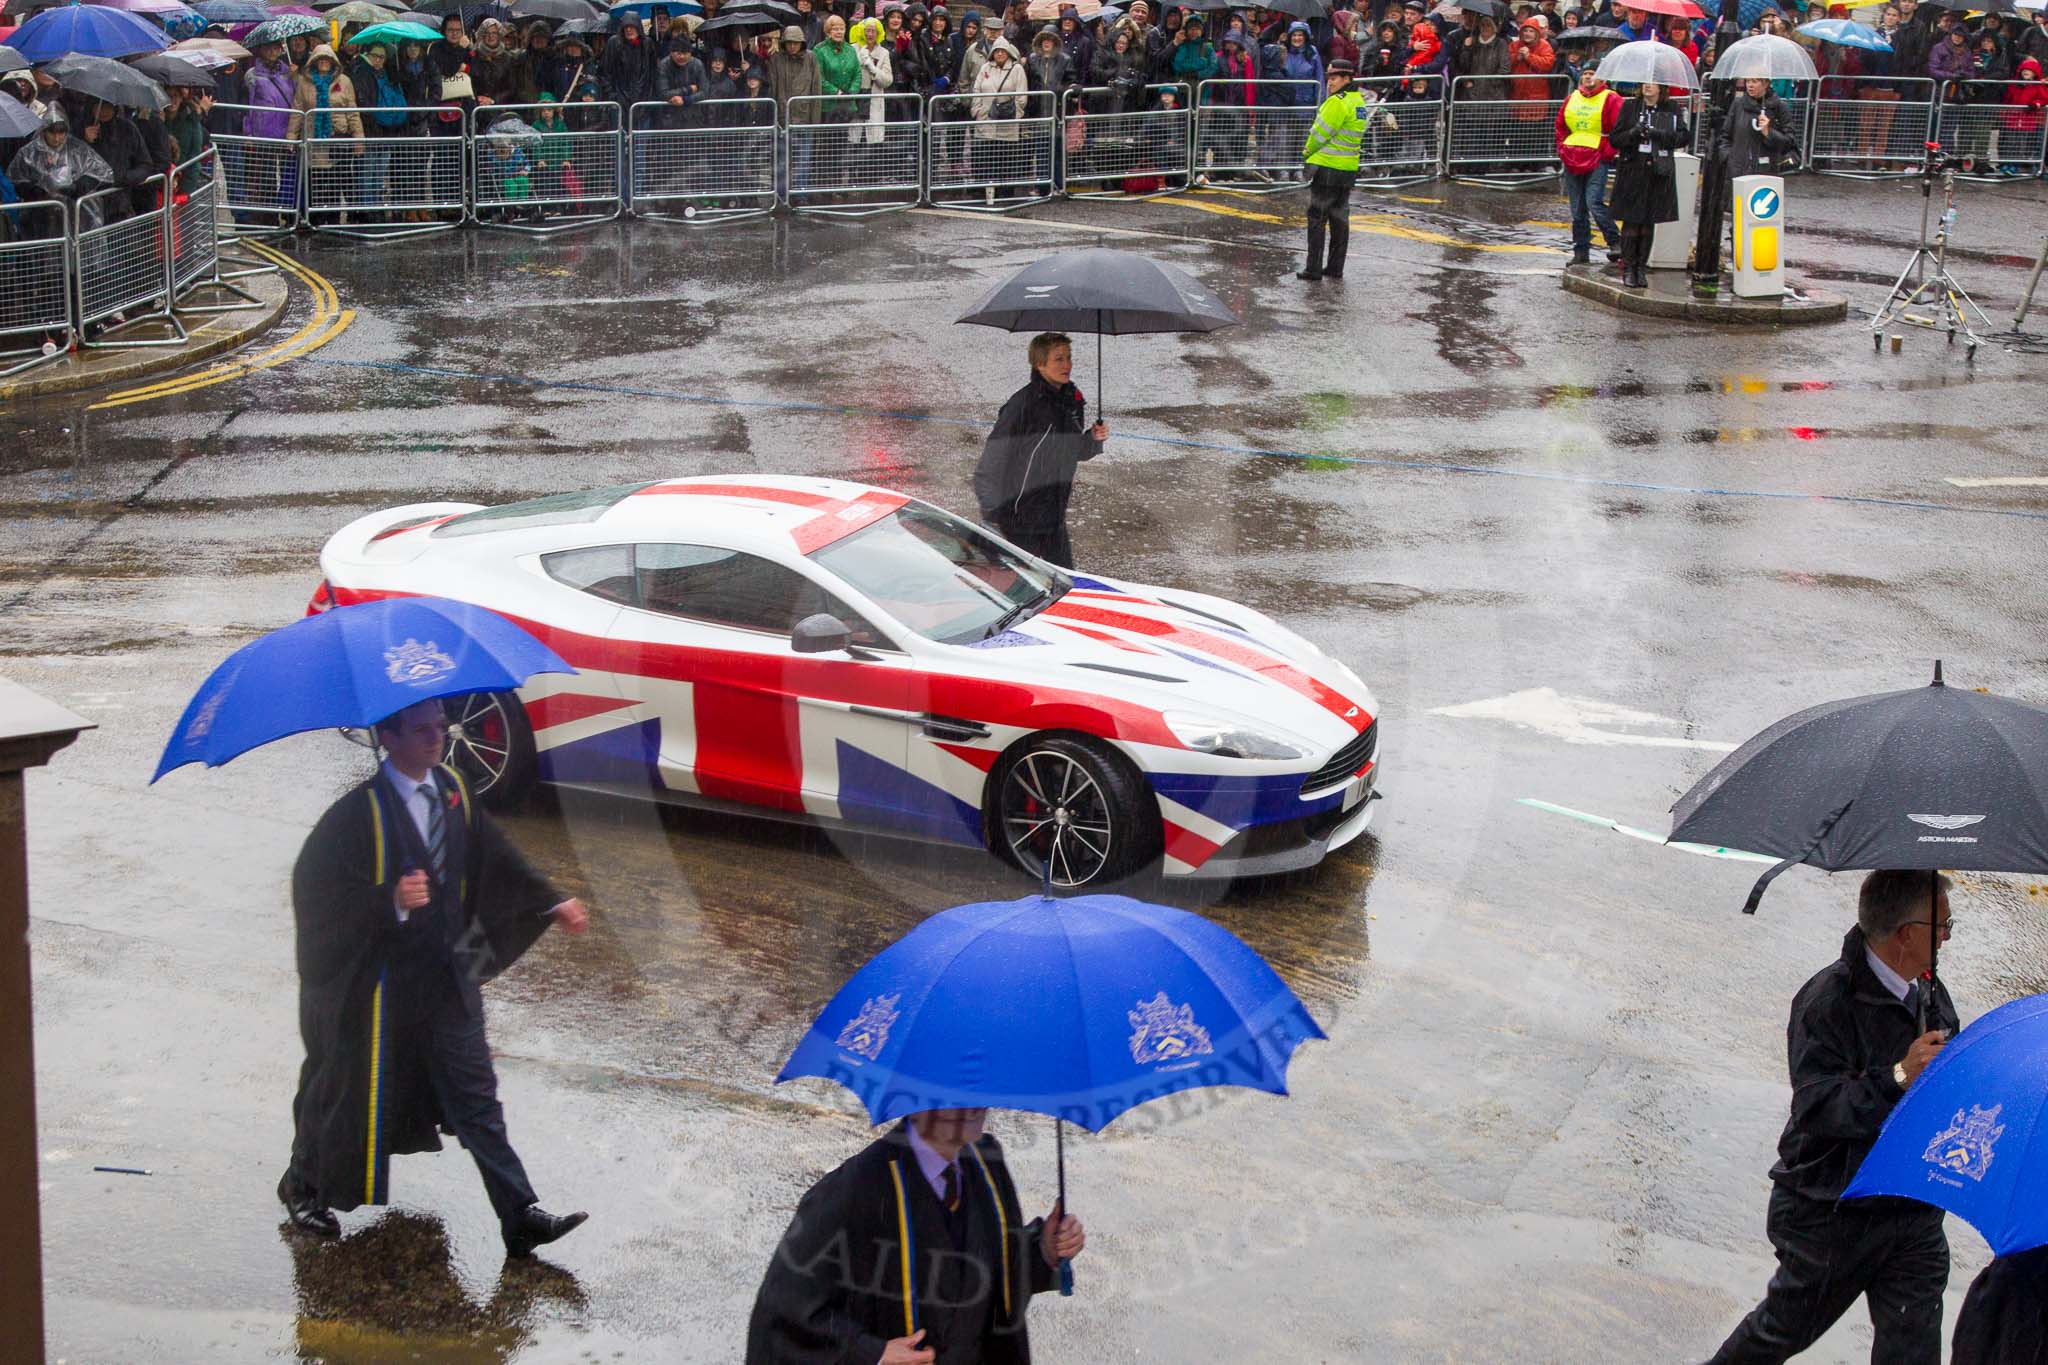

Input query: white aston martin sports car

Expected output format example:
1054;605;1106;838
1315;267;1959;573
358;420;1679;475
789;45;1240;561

311;476;1381;887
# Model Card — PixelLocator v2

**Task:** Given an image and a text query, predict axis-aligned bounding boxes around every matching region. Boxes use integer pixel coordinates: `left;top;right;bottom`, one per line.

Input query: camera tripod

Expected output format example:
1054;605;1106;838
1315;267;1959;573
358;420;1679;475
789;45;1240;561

1871;145;1988;353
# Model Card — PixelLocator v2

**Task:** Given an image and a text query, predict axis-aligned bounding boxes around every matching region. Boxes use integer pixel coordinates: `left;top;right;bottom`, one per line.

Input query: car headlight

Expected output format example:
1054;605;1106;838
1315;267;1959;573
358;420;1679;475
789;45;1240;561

1164;712;1305;761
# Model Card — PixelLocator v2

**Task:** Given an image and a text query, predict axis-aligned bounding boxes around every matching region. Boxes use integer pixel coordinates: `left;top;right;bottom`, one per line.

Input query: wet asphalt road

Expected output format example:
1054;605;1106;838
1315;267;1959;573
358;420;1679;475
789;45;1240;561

5;173;2048;1364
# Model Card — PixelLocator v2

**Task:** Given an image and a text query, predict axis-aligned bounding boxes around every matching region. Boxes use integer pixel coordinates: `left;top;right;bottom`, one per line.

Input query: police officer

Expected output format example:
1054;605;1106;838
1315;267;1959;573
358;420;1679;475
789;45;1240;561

1297;58;1366;282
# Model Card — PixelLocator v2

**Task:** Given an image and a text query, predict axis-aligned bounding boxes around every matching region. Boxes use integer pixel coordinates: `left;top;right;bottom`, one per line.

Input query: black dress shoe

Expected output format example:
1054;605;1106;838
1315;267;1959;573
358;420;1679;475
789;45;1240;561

277;1172;340;1238
1324;269;1344;280
1295;269;1322;281
505;1205;589;1259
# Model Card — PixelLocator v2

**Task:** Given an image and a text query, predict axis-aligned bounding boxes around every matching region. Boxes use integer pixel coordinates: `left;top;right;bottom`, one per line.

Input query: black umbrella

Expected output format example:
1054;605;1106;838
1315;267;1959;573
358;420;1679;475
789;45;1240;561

1670;663;2048;1019
43;53;168;112
1918;0;2019;12
0;45;27;75
1256;0;1331;17
1556;24;1625;43
720;0;799;18
956;248;1239;418
511;0;600;19
130;52;217;89
1454;0;1511;17
692;8;778;35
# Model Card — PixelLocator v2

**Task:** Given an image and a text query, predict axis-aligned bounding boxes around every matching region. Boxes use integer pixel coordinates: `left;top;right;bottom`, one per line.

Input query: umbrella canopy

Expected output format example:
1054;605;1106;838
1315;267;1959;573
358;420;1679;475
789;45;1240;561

1618;0;1703;16
510;0;598;17
691;8;777;33
130;49;216;84
323;0;397;19
8;3;170;59
1252;0;1331;16
957;248;1238;335
776;893;1325;1132
344;16;437;39
153;596;576;781
1556;24;1625;42
717;0;794;17
168;33;252;60
0;42;23;71
1452;0;1510;15
606;0;704;20
1025;0;1099;16
1918;0;2020;12
477;110;538;139
243;11;325;40
0;87;38;135
1709;31;1819;80
1844;994;2048;1254
193;0;270;19
100;0;194;12
1668;665;2048;900
553;12;603;31
1595;38;1699;87
43;51;167;108
1797;17;1891;50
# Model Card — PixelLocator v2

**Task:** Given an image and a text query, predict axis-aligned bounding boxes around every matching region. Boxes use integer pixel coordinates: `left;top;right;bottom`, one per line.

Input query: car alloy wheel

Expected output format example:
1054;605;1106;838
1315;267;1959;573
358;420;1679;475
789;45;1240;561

442;690;534;807
1000;744;1119;889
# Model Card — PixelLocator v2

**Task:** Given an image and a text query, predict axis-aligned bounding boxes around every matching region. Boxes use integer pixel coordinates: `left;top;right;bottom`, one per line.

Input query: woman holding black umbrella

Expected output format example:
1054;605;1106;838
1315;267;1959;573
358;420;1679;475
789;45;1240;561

972;332;1108;569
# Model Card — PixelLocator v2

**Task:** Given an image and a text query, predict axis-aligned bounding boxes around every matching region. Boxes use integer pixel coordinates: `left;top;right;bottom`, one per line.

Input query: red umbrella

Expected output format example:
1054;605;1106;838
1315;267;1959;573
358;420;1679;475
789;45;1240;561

1620;0;1707;16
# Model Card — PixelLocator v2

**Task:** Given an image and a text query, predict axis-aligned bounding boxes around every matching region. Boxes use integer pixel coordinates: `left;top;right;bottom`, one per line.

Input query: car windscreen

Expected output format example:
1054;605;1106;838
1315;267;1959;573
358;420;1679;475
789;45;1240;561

433;482;656;538
807;504;1066;644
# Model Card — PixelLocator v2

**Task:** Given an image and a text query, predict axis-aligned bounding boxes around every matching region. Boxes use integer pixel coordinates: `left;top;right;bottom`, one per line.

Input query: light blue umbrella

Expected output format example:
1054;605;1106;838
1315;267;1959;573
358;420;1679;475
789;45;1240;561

1797;18;1891;50
777;892;1326;1292
153;595;577;780
9;4;173;61
193;0;274;21
1845;994;2048;1254
607;0;703;21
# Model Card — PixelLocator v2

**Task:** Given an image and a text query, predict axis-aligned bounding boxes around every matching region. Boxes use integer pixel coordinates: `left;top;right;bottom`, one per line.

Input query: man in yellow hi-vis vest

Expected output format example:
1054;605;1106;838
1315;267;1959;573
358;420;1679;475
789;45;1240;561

1298;58;1367;282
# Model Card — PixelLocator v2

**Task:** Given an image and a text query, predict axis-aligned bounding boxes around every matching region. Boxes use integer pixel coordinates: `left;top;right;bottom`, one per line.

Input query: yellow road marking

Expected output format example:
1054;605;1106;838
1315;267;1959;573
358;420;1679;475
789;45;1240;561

89;240;353;410
1391;194;1443;203
1156;193;1564;255
1521;219;1572;228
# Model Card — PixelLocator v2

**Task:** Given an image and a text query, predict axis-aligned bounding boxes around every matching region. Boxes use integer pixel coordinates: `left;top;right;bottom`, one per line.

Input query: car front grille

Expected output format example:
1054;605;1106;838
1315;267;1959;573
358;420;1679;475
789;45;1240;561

1300;718;1377;796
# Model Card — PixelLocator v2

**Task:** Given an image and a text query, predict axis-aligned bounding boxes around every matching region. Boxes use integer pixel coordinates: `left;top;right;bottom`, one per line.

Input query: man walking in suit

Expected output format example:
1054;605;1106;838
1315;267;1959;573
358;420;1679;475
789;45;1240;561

747;1107;1086;1364
277;697;592;1259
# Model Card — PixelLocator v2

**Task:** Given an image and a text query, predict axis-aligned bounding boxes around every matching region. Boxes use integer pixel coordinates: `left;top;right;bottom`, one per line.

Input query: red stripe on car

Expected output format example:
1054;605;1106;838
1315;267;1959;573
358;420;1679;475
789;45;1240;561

634;482;838;508
1161;820;1224;869
790;490;909;555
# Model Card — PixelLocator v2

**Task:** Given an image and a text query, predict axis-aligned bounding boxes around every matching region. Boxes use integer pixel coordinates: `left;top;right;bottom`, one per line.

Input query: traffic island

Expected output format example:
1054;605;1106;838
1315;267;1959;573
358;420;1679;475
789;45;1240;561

0;271;290;405
1561;263;1848;325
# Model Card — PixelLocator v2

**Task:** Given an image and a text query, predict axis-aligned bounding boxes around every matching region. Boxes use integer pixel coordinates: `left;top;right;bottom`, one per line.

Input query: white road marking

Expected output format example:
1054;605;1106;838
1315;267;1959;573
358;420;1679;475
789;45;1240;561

1429;687;1739;751
1944;476;2048;488
1516;798;1779;862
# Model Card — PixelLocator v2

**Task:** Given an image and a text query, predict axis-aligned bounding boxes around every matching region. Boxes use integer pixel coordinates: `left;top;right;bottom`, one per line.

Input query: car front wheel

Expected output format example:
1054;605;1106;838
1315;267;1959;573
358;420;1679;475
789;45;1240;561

991;735;1158;889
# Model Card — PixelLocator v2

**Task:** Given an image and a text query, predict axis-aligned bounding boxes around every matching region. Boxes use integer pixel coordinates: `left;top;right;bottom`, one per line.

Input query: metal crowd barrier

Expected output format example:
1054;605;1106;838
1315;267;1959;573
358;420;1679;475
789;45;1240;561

629;98;778;224
210;102;303;237
1061;84;1191;199
1933;81;2048;181
303;104;465;240
1356;76;1443;187
1809;77;1937;178
474;102;622;234
73;176;184;350
926;90;1058;211
1193;79;1318;192
1444;74;1568;186
0;198;74;378
165;148;265;313
784;93;924;217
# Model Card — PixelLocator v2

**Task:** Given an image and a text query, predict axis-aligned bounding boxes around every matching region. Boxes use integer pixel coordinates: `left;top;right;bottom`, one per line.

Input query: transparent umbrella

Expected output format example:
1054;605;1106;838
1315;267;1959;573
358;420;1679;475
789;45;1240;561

1595;40;1700;89
1707;32;1818;81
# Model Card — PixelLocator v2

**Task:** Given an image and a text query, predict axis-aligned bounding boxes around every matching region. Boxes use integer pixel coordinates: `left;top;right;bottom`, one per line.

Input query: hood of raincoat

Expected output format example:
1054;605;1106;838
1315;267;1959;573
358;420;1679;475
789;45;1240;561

989;35;1020;60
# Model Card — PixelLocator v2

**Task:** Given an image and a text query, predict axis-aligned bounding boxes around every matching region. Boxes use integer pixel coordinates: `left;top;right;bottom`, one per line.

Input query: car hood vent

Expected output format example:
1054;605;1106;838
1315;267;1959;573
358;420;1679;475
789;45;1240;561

1067;662;1187;684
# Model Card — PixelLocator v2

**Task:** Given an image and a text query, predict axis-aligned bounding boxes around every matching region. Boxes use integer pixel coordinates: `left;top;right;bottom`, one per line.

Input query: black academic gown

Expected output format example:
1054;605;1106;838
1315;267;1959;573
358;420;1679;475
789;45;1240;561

289;765;559;1212
746;1124;1057;1365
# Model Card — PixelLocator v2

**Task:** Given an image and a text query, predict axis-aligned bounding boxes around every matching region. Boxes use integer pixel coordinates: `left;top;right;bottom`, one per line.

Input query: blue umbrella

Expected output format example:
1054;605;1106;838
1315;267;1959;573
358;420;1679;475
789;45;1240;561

607;0;703;22
777;892;1326;1289
9;4;173;60
159;5;210;39
152;596;576;781
1797;18;1891;50
1845;994;2048;1254
193;0;273;20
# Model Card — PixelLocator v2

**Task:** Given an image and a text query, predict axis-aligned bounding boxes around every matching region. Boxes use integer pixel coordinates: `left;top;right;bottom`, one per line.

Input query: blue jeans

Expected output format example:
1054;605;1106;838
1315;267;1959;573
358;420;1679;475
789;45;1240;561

1563;161;1617;258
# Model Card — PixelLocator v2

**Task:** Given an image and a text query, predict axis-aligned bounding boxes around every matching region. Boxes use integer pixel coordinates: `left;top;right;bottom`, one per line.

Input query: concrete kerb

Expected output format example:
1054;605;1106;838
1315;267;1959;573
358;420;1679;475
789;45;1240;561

1560;263;1848;325
0;271;291;404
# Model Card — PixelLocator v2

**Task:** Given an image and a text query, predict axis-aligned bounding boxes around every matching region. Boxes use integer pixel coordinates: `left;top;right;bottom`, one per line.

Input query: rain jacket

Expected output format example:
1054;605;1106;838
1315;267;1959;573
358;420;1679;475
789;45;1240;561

1767;926;1958;1204
599;22;655;107
971;42;1029;136
1167;32;1218;86
1279;24;1324;101
1554;83;1618;173
1209;38;1257;105
1952;1247;2048;1365
2004;57;2047;133
974;369;1102;536
290;49;364;165
1450;27;1512;100
769;32;823;122
814;33;861;117
1608;94;1688;223
1508;29;1556;103
1403;19;1440;73
7;124;112;229
1027;30;1075;94
1716;89;1795;176
245;55;297;141
1927;33;1971;85
1089;39;1147;111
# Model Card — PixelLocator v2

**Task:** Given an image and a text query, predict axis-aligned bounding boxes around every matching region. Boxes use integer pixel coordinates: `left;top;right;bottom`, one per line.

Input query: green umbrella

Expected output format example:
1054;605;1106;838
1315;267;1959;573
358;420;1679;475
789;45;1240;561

343;17;440;40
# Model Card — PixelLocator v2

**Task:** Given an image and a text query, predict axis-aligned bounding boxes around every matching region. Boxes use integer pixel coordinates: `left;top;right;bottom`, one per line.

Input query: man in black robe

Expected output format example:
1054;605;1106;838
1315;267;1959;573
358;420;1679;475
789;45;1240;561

972;331;1108;570
747;1107;1086;1364
278;697;592;1259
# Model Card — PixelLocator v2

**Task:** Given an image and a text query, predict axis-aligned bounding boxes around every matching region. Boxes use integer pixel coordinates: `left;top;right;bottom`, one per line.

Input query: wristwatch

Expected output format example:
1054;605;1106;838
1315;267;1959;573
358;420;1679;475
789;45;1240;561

1893;1061;1909;1088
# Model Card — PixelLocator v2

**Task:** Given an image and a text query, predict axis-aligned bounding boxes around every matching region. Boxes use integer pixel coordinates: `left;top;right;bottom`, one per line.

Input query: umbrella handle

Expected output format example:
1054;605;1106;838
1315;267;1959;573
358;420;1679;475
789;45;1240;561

1055;1117;1073;1295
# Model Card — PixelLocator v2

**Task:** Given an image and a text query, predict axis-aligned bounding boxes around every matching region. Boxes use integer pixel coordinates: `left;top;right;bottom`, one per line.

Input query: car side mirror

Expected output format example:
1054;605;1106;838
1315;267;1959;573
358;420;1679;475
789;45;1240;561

792;613;853;654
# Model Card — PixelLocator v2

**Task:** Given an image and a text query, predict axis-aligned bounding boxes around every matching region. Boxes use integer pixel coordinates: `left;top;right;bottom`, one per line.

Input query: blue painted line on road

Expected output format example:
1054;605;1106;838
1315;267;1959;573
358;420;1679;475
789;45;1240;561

304;357;2048;523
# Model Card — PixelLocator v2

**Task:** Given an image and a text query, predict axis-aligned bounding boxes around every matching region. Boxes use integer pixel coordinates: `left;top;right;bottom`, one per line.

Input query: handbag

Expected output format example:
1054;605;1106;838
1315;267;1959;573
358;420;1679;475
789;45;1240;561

440;72;474;101
1065;114;1086;152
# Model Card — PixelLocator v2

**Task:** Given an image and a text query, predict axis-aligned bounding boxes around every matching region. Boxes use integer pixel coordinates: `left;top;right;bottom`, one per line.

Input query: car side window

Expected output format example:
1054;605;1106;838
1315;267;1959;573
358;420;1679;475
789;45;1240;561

541;544;637;606
633;543;891;647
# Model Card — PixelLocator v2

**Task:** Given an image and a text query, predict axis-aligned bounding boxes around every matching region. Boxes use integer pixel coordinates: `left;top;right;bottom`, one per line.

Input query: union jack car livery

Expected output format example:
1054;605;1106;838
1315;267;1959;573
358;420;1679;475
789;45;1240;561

312;476;1381;887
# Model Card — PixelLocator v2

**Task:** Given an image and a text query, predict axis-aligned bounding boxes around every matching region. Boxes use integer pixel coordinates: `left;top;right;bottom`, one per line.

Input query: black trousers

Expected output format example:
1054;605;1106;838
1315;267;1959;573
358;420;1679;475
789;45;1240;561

1304;164;1357;277
994;519;1073;569
1708;1185;1948;1365
420;992;538;1235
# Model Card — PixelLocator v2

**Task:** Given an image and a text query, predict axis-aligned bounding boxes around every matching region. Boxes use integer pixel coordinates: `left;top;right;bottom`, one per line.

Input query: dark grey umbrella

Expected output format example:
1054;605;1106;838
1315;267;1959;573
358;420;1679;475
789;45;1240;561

43;53;168;112
0;45;26;75
1454;0;1510;18
720;0;799;18
511;0;600;20
693;8;778;35
1670;663;2048;1019
0;90;39;137
130;52;217;89
1255;0;1330;17
1556;24;1625;43
957;249;1238;417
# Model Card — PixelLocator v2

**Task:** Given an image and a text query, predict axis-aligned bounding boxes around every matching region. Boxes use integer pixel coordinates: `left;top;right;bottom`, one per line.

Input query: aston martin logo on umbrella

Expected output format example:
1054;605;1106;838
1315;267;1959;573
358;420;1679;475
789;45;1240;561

1907;814;1986;830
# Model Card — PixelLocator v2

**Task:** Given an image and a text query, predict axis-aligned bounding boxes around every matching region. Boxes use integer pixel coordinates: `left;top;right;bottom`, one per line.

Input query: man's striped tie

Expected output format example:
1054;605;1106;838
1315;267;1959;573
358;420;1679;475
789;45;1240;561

421;780;446;882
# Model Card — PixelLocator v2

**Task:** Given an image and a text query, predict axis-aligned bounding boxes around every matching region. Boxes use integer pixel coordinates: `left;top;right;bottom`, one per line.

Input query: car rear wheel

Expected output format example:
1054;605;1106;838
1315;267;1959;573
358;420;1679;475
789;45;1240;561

991;735;1158;889
443;690;536;810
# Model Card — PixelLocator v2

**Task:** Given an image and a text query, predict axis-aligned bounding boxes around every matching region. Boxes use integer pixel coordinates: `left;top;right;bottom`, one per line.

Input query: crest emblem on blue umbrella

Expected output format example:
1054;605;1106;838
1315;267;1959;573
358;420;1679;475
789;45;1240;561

1921;1105;2006;1185
834;994;901;1063
1127;993;1212;1067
